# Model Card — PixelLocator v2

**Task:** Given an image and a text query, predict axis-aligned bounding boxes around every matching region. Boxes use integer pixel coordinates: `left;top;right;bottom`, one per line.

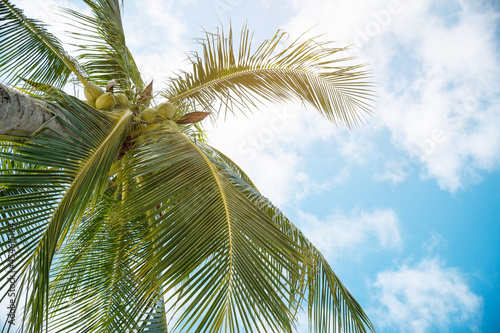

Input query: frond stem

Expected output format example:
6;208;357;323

168;66;356;104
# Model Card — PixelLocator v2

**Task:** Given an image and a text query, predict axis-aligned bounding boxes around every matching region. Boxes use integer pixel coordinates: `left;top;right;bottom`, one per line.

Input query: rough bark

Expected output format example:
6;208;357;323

0;83;72;136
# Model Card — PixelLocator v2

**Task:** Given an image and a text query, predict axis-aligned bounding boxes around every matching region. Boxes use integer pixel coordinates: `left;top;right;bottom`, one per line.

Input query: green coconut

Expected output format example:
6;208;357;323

95;92;117;109
84;83;104;102
115;93;130;108
166;120;178;130
157;102;176;119
141;108;157;122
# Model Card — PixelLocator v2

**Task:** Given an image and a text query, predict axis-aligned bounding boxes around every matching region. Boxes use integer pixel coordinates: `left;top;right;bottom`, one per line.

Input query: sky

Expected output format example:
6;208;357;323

3;0;500;332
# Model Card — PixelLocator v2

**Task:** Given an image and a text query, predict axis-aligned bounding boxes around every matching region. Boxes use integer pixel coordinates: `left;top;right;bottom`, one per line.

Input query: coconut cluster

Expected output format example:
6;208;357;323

83;82;179;130
83;83;130;110
141;102;178;130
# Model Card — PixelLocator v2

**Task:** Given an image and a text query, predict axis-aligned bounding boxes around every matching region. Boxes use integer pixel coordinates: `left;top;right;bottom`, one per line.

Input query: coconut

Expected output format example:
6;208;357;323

84;83;104;102
167;120;178;130
115;93;130;108
141;108;157;122
95;92;117;109
157;102;176;119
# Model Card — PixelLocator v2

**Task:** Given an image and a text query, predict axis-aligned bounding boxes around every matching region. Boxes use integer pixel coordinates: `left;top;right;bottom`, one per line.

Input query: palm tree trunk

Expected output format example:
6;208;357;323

0;83;72;135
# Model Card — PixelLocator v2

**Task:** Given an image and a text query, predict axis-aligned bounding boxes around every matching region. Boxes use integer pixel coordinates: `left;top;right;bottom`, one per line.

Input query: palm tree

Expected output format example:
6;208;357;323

0;1;374;332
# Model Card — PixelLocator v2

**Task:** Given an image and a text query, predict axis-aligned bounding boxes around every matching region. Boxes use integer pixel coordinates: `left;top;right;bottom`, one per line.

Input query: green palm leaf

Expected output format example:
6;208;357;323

114;126;307;332
61;0;143;91
0;94;132;332
0;0;87;87
164;26;373;127
30;125;308;332
199;143;375;333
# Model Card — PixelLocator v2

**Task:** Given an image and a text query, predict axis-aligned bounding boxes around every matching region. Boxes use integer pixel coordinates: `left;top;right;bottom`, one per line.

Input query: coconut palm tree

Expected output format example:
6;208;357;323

0;0;374;332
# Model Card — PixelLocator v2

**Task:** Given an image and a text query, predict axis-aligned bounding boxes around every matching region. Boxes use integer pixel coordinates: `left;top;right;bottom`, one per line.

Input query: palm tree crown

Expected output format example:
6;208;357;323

0;0;374;332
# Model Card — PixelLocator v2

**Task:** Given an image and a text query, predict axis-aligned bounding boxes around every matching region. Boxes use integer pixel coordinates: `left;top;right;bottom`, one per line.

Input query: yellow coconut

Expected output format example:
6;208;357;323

84;83;104;102
157;102;176;119
115;93;130;108
141;108;157;122
95;92;117;109
166;120;178;130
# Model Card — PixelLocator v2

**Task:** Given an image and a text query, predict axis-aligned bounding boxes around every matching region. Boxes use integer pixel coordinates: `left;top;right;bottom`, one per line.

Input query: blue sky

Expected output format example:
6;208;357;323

4;0;500;332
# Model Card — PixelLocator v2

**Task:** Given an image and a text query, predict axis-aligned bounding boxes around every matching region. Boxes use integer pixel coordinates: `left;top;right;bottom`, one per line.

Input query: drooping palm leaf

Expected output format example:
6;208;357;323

0;94;132;332
199;143;376;333
124;127;310;332
164;26;373;127
43;124;308;332
0;0;87;88
61;0;143;92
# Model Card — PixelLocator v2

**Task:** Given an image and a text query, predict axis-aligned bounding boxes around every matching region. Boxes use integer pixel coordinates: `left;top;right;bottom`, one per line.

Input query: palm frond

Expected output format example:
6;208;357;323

29;124;306;332
200;143;376;333
164;25;374;128
61;0;143;92
0;0;87;87
106;126;309;332
0;94;132;332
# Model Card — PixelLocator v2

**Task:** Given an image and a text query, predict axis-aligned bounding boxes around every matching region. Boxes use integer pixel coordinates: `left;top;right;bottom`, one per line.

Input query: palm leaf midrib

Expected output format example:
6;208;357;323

183;133;235;282
169;66;368;106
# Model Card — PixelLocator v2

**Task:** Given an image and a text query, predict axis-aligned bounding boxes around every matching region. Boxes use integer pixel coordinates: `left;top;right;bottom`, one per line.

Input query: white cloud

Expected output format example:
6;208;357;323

13;0;87;35
334;128;376;165
122;0;192;91
372;257;483;333
366;1;500;192
422;231;448;253
297;208;402;260
332;166;351;185
241;149;309;206
282;0;500;192
129;0;188;45
374;157;416;186
204;104;354;206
